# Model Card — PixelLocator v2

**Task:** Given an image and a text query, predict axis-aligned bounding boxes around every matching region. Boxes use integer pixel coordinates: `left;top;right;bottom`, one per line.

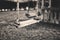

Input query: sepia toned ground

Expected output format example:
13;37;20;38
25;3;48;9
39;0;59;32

0;11;60;40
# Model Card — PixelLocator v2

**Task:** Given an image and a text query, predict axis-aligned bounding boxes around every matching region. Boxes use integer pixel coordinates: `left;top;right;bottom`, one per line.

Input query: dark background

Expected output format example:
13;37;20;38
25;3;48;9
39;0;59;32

0;0;36;9
52;0;60;8
0;0;60;9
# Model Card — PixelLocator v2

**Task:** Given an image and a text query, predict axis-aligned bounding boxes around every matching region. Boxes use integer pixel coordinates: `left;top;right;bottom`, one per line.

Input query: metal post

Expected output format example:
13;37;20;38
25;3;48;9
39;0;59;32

16;0;20;21
16;0;19;19
16;0;20;24
36;0;39;17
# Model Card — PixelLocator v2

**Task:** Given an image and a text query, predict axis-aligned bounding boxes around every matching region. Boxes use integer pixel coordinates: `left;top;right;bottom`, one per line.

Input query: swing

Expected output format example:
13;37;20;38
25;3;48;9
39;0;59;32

15;0;43;28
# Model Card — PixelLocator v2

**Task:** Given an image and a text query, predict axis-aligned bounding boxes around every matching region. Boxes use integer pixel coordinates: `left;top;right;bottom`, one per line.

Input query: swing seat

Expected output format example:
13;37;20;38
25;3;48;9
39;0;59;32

17;18;40;28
